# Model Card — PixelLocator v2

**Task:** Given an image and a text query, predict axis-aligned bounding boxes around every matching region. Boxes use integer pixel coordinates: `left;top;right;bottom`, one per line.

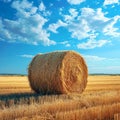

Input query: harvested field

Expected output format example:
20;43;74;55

0;75;120;94
0;76;31;94
0;75;120;120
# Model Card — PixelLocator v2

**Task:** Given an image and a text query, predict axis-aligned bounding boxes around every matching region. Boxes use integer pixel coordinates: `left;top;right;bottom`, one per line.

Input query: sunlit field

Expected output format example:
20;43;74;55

0;76;31;94
0;75;120;120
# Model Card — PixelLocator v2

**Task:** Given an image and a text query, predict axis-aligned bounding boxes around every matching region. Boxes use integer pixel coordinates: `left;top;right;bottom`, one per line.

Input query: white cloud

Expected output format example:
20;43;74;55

103;16;120;37
38;2;51;16
64;8;78;22
83;55;107;61
61;7;120;49
12;0;33;17
93;8;109;22
68;19;91;40
63;8;91;40
60;41;68;44
59;7;64;15
62;7;112;41
77;39;110;49
80;8;110;31
39;2;46;11
20;54;34;58
0;0;56;46
83;54;120;63
69;8;78;18
59;7;114;49
59;41;71;47
104;0;119;6
48;20;67;33
67;0;85;5
65;43;71;47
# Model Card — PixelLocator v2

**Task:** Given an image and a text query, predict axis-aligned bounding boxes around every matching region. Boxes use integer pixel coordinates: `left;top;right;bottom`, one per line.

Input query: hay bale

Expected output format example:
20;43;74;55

28;51;88;94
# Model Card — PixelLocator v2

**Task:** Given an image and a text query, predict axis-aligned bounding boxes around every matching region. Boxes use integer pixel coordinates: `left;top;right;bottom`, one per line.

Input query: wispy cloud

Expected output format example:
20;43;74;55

103;16;120;37
77;39;110;49
48;20;67;33
67;0;85;5
20;54;34;58
39;2;46;11
83;55;107;61
64;8;78;22
104;0;119;6
77;32;111;49
59;41;71;47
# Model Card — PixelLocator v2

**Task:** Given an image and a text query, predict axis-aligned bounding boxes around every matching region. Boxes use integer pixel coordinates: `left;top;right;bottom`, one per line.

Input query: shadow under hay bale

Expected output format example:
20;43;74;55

28;51;88;95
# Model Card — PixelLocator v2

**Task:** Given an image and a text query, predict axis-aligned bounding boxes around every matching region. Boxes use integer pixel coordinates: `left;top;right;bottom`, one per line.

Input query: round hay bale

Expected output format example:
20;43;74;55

28;51;88;94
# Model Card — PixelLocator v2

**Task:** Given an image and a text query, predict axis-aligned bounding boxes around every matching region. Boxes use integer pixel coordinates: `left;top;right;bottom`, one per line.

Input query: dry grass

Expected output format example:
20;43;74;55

86;75;120;91
0;76;31;94
0;75;120;94
0;75;120;120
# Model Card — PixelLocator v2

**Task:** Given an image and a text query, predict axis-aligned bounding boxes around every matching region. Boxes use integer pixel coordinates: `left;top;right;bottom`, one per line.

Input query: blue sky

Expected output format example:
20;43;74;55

0;0;120;74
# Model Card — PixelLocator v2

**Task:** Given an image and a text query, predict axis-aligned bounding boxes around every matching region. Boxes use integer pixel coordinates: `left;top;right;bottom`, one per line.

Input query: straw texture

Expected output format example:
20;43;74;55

28;51;88;94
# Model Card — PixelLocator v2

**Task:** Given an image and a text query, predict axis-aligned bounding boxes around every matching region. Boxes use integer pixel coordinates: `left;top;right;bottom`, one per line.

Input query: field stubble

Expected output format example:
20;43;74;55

0;75;120;120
